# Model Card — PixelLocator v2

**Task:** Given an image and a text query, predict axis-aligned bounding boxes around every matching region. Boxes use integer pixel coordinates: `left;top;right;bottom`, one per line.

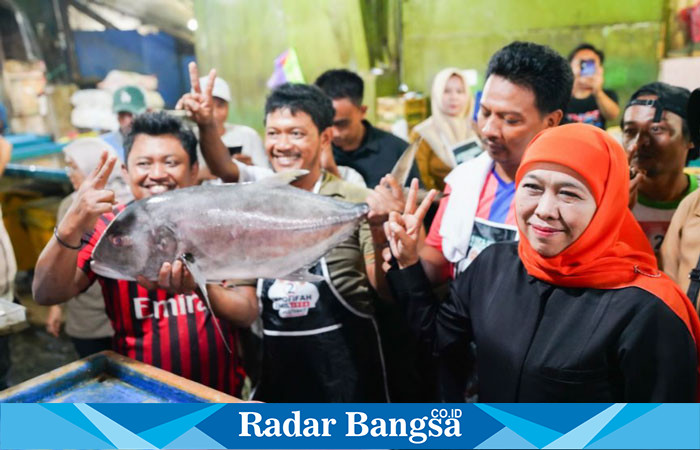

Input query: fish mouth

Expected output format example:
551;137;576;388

90;261;135;281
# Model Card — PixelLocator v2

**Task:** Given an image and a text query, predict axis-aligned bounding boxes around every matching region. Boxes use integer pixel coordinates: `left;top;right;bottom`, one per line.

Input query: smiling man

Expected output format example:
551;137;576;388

402;42;572;402
32;112;256;397
419;41;573;285
183;77;391;402
252;84;390;401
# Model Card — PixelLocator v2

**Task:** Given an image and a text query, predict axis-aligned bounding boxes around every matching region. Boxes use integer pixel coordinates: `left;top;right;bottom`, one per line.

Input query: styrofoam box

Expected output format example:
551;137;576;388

0;298;27;332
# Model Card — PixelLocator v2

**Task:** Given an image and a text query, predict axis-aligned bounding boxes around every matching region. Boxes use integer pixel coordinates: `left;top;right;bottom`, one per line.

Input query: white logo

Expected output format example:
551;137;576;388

133;294;207;320
120;91;132;104
268;280;320;318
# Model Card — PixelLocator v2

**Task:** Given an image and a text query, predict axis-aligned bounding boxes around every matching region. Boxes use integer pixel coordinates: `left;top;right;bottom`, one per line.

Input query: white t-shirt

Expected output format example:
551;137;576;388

633;202;681;255
632;174;699;255
221;123;270;169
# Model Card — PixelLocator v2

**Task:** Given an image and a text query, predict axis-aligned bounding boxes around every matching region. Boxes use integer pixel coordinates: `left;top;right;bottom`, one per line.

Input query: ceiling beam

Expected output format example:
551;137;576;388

69;0;118;29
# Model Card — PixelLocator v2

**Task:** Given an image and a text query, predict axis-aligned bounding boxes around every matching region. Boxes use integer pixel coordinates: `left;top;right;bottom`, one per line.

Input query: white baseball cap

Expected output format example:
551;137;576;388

199;76;231;103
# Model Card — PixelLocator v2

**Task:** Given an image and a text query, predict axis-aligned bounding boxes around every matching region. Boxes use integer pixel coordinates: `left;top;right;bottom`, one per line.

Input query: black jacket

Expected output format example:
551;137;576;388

387;242;698;402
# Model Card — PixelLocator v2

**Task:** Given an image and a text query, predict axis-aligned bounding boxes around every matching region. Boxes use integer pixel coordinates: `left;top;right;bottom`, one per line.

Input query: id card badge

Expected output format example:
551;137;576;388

452;137;483;165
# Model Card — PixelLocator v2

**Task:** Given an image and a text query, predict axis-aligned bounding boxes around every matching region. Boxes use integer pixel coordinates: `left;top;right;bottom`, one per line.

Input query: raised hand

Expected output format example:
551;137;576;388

366;174;406;226
383;179;437;269
57;151;117;244
590;66;604;94
175;61;217;126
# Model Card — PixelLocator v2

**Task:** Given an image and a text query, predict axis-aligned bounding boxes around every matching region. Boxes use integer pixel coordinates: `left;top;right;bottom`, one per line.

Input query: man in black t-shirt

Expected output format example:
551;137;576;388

565;43;620;129
315;69;420;188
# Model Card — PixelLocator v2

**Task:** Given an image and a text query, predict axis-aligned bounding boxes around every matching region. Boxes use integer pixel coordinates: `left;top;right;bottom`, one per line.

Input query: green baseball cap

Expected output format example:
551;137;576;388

112;85;147;115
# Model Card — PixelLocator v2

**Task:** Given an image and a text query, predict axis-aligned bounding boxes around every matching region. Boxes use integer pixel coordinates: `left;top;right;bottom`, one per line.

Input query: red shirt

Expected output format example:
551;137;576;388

77;205;245;396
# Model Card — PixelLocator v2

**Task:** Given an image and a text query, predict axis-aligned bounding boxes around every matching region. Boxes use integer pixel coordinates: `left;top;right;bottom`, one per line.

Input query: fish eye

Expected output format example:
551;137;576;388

110;235;132;247
157;237;169;251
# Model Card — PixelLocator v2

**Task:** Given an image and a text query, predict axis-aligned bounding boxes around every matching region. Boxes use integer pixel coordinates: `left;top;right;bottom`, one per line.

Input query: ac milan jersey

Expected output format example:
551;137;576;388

77;205;244;396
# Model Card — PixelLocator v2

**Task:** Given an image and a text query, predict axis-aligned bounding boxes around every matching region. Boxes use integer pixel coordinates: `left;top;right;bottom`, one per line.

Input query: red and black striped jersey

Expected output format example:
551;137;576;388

77;205;245;397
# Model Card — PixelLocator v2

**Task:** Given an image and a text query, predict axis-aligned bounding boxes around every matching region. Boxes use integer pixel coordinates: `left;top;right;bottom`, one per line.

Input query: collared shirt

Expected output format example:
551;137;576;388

332;120;420;188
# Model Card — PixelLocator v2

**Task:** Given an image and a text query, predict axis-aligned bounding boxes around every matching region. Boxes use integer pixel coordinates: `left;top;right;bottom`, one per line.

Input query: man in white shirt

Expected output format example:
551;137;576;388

197;75;269;169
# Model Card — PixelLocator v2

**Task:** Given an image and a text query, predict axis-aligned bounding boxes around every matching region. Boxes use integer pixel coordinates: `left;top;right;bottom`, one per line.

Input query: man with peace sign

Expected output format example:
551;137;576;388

32;112;257;397
177;63;420;402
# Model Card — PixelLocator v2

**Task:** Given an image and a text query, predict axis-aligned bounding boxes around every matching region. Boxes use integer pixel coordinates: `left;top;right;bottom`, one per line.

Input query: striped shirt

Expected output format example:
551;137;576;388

475;168;516;225
426;167;517;278
77;205;245;396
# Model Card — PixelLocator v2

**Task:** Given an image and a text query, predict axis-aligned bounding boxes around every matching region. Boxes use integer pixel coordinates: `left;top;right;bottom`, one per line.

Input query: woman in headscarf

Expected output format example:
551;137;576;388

410;68;478;191
385;123;699;401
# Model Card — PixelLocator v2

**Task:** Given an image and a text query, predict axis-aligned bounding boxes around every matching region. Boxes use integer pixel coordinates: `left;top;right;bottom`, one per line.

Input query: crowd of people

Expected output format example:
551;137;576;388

14;39;700;402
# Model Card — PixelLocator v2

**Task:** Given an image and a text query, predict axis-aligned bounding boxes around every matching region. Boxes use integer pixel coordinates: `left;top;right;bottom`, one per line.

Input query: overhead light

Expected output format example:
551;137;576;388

187;18;198;31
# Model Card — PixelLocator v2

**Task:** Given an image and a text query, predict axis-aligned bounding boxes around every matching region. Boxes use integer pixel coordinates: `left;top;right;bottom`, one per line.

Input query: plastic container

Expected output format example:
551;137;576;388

0;298;27;335
21;196;60;259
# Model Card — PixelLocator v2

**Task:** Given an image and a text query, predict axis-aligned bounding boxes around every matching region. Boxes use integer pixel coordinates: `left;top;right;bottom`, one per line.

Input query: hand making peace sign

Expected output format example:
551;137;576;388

57;151;118;243
383;179;437;269
175;62;217;126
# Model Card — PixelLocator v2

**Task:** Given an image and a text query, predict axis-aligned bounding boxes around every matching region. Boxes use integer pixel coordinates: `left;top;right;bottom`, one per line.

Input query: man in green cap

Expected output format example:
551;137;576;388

101;85;147;162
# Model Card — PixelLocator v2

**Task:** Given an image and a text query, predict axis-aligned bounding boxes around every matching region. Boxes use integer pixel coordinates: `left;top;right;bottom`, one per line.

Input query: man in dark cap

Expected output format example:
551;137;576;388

623;82;696;255
660;88;700;309
690;88;700;147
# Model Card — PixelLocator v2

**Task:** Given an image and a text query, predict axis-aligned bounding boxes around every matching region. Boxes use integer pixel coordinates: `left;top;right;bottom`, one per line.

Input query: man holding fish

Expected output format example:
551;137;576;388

176;62;425;402
32;112;256;397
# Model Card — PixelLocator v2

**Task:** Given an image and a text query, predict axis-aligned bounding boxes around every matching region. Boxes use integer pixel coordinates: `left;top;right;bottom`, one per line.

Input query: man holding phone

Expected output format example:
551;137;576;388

566;43;620;129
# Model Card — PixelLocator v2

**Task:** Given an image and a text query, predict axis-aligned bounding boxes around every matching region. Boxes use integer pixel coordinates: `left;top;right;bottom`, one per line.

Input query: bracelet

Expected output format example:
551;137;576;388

53;227;85;250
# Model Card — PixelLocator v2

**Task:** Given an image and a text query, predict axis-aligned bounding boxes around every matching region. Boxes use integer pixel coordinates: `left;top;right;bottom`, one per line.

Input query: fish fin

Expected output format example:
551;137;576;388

256;169;309;187
282;266;325;283
390;139;420;186
180;253;232;354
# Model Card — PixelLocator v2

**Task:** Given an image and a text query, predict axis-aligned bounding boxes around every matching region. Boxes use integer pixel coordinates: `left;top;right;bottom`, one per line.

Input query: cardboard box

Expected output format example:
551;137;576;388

376;96;428;136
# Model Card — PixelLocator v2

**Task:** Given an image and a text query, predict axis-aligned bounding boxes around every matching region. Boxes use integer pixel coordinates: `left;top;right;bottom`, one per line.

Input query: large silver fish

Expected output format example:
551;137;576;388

90;170;368;351
90;170;368;284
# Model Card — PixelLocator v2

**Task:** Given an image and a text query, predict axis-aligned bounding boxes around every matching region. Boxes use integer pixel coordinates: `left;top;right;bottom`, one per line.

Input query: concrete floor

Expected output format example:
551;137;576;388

2;274;255;398
6;323;78;387
4;273;79;388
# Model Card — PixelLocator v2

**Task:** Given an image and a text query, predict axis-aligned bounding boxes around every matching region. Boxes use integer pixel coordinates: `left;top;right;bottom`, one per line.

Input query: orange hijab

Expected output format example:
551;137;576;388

516;123;700;397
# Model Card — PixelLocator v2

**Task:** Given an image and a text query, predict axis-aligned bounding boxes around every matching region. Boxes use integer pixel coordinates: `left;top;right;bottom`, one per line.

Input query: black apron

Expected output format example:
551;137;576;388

253;258;389;402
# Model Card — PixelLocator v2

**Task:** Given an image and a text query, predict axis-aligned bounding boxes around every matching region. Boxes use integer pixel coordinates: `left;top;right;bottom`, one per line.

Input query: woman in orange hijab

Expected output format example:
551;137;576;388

385;123;699;401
